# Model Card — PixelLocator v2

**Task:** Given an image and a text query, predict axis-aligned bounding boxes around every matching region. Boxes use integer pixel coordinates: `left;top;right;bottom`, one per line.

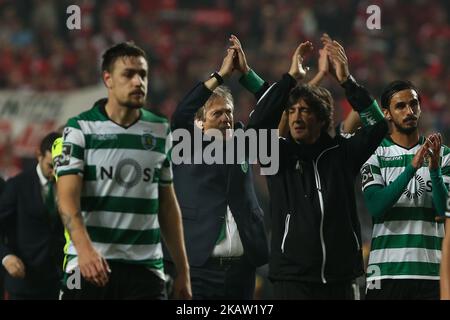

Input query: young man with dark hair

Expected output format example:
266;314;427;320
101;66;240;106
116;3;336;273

57;42;191;299
247;36;388;299
0;132;64;299
362;80;449;300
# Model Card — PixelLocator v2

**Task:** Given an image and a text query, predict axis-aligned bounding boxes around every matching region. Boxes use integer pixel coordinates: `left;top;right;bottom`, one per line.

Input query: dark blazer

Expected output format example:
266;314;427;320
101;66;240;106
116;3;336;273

0;168;65;295
0;177;4;194
169;82;269;268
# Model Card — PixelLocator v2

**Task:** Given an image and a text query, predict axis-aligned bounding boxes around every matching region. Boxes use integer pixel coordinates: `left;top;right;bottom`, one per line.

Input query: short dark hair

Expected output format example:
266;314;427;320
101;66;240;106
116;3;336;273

101;41;147;72
287;85;333;132
380;80;421;109
40;132;60;155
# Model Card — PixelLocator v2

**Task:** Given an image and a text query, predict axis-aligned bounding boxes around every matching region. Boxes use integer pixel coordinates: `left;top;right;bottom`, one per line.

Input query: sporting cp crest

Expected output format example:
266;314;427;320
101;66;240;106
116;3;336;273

141;132;156;150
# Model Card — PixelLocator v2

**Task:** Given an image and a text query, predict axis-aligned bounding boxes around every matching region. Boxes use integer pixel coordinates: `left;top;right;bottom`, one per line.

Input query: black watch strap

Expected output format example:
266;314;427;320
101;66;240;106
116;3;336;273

210;72;224;85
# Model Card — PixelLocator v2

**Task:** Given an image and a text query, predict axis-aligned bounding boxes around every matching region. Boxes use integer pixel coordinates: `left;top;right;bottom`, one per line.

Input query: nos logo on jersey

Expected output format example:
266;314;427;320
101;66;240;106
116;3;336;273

403;174;426;200
100;158;152;189
361;164;374;187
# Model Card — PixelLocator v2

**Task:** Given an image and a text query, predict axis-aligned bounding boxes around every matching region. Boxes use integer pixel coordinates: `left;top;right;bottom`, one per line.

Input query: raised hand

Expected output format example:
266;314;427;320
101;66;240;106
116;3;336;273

427;133;442;170
229;34;250;74
322;34;349;84
411;138;433;169
288;41;313;81
318;48;329;75
320;34;336;78
307;47;329;86
218;49;236;79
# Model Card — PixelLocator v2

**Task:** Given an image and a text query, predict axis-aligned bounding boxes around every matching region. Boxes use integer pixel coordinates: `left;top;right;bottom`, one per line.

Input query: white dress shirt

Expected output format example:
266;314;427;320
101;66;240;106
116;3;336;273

212;206;244;257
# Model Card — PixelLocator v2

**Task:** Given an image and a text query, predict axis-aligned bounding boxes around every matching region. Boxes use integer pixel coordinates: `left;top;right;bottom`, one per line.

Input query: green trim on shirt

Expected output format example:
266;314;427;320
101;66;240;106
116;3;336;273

359;100;385;127
239;69;265;94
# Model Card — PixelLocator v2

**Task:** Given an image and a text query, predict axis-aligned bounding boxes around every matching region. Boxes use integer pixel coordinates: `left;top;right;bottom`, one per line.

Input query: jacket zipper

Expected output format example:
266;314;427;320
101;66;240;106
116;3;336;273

281;213;291;253
313;145;339;284
352;230;361;251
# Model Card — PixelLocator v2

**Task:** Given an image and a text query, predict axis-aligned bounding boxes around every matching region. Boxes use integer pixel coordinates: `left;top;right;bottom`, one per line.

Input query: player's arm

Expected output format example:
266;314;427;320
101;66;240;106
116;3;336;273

428;134;448;216
158;184;192;299
57;174;110;287
441;218;450;299
57;123;110;287
363;142;432;217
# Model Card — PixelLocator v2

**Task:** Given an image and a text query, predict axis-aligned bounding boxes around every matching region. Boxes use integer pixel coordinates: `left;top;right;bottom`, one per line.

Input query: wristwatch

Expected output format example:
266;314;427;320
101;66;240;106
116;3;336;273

209;72;224;85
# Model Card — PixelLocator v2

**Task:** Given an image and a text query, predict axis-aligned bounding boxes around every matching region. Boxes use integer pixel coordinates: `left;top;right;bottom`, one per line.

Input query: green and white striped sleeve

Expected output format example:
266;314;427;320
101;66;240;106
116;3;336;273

361;152;384;191
442;146;450;182
159;129;173;186
57;117;85;177
446;189;450;218
442;146;450;218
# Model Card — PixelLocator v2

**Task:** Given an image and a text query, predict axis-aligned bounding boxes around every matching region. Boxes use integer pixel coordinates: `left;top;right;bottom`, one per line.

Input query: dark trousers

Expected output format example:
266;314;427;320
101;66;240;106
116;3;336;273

0;268;4;300
272;280;354;300
365;279;439;300
60;261;166;300
165;256;256;300
7;281;60;300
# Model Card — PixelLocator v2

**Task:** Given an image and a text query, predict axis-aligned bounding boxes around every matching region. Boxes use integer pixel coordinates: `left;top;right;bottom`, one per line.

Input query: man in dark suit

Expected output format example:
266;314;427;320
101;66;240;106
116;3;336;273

0;176;5;299
0;132;65;300
0;177;4;193
164;36;268;299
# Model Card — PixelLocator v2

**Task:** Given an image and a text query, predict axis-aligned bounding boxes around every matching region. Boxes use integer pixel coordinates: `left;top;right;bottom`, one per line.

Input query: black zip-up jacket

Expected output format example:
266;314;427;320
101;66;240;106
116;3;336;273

247;74;388;283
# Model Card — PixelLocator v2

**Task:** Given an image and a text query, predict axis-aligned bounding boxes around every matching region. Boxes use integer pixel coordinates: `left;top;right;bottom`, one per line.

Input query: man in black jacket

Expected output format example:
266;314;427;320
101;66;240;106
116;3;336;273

247;36;388;299
165;36;268;299
0;132;65;300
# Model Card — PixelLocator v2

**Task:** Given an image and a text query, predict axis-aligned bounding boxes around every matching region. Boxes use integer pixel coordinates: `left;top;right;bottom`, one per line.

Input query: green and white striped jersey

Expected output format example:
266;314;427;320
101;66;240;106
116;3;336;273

57;101;173;279
361;136;450;281
447;189;450;217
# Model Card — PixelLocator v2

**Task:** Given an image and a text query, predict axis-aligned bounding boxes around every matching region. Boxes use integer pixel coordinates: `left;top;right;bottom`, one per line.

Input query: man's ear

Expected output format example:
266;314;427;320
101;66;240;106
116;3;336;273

383;108;391;120
194;119;203;129
35;148;42;162
103;71;113;89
